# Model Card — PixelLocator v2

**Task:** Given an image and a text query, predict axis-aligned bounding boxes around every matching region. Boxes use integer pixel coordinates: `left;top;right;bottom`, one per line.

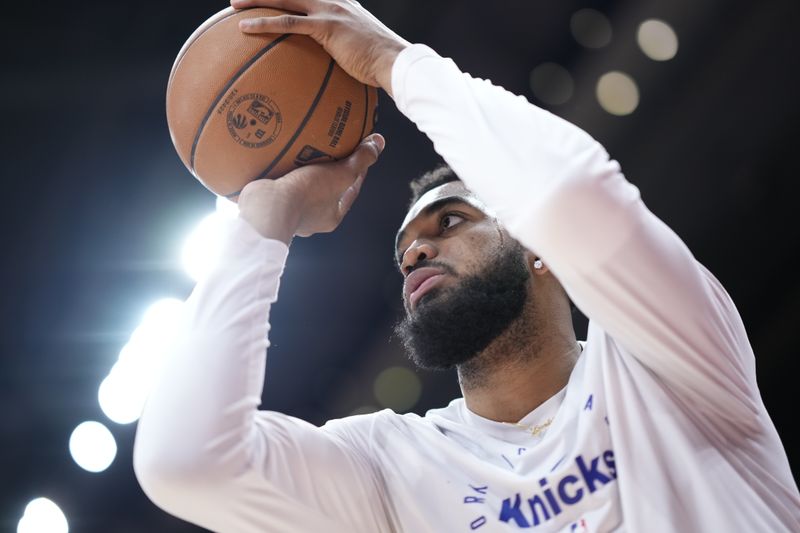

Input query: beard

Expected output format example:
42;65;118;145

393;242;530;371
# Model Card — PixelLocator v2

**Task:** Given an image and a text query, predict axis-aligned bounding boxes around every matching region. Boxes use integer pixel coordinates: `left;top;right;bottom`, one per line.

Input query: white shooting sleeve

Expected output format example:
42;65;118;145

133;218;393;533
391;45;758;433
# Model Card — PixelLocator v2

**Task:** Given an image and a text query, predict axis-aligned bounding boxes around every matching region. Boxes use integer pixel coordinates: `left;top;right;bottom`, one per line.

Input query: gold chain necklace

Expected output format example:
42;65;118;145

508;417;553;437
499;344;580;438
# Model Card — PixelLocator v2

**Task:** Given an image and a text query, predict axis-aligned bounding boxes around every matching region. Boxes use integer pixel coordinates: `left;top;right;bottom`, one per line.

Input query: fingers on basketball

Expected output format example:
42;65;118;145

239;14;316;34
344;133;384;170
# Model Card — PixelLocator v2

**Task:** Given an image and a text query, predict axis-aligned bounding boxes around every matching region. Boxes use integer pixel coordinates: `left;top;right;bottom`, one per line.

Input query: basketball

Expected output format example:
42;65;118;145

167;7;379;198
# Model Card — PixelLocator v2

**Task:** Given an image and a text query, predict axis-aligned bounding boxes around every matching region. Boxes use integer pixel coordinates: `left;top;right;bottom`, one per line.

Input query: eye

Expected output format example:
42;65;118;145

440;213;466;231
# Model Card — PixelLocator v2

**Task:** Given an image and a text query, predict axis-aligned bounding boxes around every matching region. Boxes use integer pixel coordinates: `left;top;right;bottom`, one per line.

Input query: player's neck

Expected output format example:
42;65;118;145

457;299;579;424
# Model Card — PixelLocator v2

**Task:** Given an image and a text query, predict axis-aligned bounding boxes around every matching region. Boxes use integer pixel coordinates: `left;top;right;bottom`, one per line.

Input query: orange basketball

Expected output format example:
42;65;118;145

167;7;379;198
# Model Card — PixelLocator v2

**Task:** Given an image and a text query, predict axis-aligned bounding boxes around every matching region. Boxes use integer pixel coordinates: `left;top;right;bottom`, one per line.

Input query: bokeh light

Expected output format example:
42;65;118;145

530;62;574;106
181;212;228;282
596;71;640;116
68;421;117;473
98;366;148;425
637;19;679;61
373;367;422;412
570;9;613;49
181;197;238;282
17;498;68;533
215;195;239;219
99;298;185;424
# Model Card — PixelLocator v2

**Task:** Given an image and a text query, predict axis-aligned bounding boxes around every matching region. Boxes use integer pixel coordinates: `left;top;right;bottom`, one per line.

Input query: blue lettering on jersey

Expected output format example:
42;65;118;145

538;477;562;517
527;494;551;526
584;394;593;410
557;474;583;504
464;484;490;529
550;455;566;472
575;455;611;492
603;450;616;478
470;516;487;529
499;494;530;527
497;450;617;528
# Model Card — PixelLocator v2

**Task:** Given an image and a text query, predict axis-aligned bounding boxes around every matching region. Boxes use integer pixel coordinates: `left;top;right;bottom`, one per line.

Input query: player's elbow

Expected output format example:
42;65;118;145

134;445;230;529
522;154;641;265
133;429;227;512
547;143;636;215
134;450;187;513
134;440;192;504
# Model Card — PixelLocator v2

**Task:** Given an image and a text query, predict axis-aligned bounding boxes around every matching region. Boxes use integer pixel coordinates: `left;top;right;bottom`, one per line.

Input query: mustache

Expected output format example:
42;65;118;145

409;259;458;277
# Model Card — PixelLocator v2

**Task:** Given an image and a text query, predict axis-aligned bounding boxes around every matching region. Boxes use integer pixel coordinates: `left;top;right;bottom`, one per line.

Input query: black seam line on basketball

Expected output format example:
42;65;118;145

256;58;336;180
225;59;336;198
189;33;291;172
358;85;369;141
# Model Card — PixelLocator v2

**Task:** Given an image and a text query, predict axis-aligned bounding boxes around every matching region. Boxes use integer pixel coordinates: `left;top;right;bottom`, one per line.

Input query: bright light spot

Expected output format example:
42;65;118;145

373;367;422;412
570;9;613;49
101;298;185;424
530;62;574;106
596;71;640;116
637;19;679;61
17;498;68;533
181;212;229;282
68;421;116;473
98;370;147;424
140;297;185;328
215;196;239;219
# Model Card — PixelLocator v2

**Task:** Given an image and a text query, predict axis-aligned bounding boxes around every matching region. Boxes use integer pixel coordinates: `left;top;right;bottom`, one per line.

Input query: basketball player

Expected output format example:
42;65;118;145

134;0;800;531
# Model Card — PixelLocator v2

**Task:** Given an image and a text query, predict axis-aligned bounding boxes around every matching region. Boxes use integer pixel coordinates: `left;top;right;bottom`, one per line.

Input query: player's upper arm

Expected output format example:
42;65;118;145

521;168;761;434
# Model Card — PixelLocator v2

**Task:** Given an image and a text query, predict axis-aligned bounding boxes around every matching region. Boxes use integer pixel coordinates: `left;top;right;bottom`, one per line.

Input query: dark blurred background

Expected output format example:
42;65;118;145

2;0;799;531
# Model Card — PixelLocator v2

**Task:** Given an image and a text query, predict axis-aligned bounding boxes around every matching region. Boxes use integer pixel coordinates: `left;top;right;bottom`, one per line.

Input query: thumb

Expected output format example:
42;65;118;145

335;134;385;217
345;133;385;173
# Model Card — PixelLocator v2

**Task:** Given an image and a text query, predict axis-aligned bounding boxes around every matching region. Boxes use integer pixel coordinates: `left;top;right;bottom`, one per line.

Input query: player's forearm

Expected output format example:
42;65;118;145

134;218;288;503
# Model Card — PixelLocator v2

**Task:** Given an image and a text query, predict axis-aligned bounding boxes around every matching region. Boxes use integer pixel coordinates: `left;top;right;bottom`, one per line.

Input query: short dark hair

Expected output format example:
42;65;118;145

407;164;460;209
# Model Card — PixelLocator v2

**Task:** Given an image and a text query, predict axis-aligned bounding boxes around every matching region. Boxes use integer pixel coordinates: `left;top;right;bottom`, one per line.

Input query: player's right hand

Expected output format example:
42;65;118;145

231;0;411;95
238;133;384;244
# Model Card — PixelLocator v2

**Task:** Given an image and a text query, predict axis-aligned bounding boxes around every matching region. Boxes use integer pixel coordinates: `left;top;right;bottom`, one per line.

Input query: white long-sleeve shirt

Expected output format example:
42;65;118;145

134;44;800;532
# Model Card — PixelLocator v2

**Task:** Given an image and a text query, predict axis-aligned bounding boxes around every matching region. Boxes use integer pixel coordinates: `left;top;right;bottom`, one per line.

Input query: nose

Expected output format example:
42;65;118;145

401;240;438;276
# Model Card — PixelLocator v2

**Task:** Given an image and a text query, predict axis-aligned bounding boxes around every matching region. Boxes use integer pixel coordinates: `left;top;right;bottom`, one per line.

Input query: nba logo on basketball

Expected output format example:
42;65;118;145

247;99;275;125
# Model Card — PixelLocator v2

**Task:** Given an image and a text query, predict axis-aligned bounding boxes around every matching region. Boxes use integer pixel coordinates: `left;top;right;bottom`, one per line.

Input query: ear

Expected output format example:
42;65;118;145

524;251;550;275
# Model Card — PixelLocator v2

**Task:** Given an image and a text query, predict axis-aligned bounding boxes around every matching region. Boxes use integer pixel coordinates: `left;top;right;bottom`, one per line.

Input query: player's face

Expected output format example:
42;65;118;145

393;182;531;370
395;182;509;313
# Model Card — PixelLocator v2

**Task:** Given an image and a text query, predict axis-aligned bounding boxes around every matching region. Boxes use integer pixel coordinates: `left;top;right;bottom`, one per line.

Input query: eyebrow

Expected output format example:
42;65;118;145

394;197;470;265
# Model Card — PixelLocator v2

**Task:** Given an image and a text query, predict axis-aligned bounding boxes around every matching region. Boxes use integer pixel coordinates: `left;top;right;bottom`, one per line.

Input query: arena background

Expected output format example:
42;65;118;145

2;0;799;530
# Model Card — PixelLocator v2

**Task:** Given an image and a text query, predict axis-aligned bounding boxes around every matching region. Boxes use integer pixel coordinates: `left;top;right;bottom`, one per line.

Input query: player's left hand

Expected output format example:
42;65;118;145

238;133;384;243
231;0;411;95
